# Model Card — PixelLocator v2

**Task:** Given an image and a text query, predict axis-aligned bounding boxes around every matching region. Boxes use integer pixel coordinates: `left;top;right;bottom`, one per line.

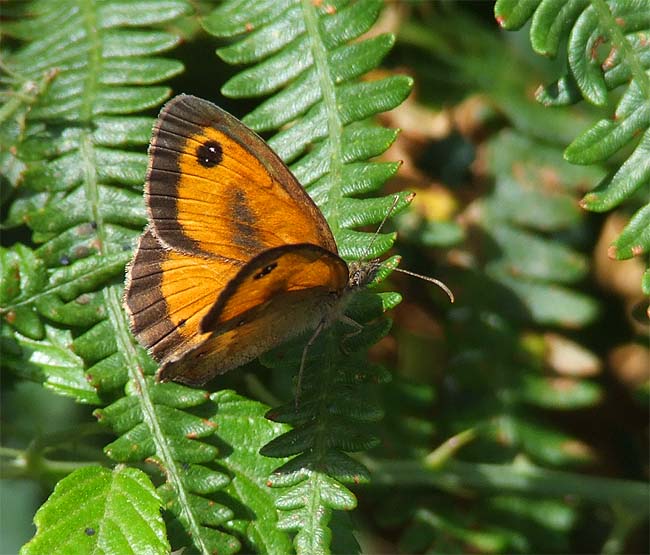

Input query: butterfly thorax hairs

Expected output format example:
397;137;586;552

347;259;382;289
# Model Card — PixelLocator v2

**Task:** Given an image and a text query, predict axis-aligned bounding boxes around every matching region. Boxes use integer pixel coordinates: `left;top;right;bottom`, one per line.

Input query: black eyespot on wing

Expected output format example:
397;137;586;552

196;140;222;168
253;262;277;280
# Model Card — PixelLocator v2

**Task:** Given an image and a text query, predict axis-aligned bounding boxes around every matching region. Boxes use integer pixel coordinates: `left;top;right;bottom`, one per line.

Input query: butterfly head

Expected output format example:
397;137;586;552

347;259;382;290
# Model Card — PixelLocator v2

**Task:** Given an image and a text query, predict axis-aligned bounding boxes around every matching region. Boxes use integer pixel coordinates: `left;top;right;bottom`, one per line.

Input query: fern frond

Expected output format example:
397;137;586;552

495;0;650;295
21;465;169;555
381;8;616;549
439;129;603;474
95;382;241;554
208;391;294;553
481;132;599;327
1;1;247;553
203;1;412;552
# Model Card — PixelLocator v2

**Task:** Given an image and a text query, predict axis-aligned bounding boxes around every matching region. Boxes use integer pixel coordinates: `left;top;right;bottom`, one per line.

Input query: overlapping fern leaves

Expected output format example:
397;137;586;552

374;5;616;551
2;1;240;554
202;1;410;552
495;0;650;297
2;0;412;554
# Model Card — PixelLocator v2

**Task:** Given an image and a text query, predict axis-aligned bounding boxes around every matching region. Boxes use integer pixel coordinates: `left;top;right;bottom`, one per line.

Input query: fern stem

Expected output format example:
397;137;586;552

424;428;478;467
279;11;364;544
591;0;650;99
105;284;212;555
74;12;210;546
80;0;102;122
301;0;343;232
601;504;645;555
360;458;650;513
0;446;104;481
302;335;343;552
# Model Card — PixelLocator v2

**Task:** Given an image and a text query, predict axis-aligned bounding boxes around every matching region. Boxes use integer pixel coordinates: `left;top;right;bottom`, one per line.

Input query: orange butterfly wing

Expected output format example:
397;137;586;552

125;229;238;367
125;95;349;384
202;244;348;331
146;94;337;259
157;244;348;384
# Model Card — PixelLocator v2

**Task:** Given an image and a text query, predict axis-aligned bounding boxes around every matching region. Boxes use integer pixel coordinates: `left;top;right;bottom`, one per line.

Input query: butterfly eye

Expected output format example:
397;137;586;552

196;140;223;168
253;262;277;280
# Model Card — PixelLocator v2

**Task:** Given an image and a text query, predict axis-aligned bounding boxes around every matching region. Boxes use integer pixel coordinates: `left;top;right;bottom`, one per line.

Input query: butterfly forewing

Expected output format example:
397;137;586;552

147;95;338;259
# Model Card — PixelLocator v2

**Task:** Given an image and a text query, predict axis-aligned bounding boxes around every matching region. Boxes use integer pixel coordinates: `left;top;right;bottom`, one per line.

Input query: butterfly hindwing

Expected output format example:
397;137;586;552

157;244;349;384
125;228;243;366
201;244;349;332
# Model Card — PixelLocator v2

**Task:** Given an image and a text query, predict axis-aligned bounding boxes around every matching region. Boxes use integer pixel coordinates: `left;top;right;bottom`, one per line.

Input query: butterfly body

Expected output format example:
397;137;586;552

125;95;379;385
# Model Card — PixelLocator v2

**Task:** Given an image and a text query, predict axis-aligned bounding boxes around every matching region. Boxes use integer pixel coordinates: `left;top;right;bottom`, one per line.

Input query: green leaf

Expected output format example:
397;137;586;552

209;391;293;554
610;203;650;260
494;0;650;292
579;132;650;212
95;381;241;555
0;245;47;339
519;374;602;409
480;131;598;327
489;225;588;283
3;325;101;404
499;416;596;467
21;465;169;555
202;0;296;37
494;0;542;30
565;81;650;164
530;0;588;57
487;267;599;327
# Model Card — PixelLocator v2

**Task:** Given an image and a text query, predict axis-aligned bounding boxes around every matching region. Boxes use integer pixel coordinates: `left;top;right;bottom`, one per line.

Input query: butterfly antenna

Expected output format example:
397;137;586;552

360;193;405;262
358;192;455;303
392;266;455;303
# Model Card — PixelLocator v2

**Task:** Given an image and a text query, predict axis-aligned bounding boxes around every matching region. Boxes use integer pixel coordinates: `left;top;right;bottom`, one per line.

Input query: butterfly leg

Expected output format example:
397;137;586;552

339;315;364;355
295;319;327;406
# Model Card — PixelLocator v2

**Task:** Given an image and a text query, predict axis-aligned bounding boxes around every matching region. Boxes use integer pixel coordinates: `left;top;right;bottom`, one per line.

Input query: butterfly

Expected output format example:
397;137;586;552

124;94;385;386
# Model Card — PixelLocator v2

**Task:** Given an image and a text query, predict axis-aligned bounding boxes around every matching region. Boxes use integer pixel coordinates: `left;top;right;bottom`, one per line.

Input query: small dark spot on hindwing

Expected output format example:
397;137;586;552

254;262;277;280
